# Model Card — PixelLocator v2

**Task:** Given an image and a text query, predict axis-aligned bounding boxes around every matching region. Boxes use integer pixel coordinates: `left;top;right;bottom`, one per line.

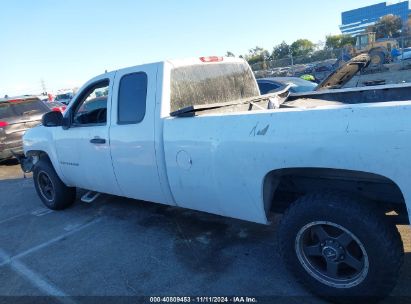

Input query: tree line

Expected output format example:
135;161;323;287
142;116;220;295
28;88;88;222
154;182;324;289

227;14;404;67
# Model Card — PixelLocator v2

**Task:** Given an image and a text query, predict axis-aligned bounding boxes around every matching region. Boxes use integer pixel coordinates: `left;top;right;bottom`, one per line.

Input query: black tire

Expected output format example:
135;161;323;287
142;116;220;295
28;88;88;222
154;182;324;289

33;158;76;210
369;50;385;66
278;192;404;303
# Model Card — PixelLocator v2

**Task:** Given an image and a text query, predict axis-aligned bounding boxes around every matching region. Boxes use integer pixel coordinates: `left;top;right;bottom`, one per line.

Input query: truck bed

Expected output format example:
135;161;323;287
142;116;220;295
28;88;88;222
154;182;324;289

173;82;411;117
289;82;411;105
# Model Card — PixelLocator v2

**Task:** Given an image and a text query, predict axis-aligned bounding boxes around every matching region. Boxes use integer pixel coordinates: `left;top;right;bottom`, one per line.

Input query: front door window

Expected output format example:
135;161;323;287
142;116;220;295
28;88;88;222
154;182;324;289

72;81;109;126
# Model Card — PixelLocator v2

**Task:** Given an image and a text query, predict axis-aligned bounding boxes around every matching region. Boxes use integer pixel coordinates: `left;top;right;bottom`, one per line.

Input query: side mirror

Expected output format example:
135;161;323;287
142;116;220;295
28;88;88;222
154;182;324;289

42;111;63;127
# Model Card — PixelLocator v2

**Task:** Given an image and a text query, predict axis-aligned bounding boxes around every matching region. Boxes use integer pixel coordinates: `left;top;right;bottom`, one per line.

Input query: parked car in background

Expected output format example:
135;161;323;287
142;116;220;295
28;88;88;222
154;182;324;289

36;95;49;102
303;63;315;74
257;77;317;94
45;101;66;113
54;91;74;105
0;96;50;161
396;48;411;61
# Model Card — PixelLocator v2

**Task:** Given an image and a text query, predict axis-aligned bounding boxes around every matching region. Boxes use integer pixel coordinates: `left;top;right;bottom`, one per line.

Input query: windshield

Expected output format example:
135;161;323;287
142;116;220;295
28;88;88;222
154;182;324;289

0;99;48;119
170;62;259;113
55;93;72;101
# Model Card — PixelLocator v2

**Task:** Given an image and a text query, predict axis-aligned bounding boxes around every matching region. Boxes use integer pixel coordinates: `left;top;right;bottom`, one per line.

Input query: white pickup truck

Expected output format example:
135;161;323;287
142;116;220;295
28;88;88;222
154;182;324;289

21;56;410;302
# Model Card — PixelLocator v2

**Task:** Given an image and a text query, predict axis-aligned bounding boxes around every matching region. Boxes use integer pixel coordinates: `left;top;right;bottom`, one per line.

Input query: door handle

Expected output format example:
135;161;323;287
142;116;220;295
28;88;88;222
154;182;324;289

90;137;106;144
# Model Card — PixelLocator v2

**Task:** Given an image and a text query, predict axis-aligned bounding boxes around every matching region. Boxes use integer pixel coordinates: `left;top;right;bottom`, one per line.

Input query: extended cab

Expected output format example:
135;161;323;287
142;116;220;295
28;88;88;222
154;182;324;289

22;56;411;302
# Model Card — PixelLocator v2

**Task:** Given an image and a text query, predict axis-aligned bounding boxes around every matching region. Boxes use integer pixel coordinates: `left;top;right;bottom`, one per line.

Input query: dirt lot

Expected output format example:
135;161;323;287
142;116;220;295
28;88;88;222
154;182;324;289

0;160;410;303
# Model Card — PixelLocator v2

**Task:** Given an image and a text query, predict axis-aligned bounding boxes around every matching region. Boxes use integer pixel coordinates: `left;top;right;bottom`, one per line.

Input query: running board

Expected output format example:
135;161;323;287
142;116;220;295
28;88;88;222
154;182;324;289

81;191;100;204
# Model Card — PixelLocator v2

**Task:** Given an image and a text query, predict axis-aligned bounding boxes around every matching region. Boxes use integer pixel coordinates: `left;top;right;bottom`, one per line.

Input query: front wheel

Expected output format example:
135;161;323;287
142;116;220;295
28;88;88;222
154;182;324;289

33;158;76;210
278;193;404;303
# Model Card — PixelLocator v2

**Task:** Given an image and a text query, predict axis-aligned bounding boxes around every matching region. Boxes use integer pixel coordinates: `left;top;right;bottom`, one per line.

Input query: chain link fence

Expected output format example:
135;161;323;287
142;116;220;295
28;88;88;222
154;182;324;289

251;35;411;81
251;48;345;80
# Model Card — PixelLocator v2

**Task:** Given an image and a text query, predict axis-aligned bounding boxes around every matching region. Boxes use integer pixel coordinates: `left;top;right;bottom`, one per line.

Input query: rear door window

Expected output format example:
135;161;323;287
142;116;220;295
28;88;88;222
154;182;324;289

118;72;148;124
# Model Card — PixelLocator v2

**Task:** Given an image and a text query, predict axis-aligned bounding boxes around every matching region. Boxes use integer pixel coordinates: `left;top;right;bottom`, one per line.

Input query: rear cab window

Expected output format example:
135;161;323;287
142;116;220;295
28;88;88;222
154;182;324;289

170;62;259;113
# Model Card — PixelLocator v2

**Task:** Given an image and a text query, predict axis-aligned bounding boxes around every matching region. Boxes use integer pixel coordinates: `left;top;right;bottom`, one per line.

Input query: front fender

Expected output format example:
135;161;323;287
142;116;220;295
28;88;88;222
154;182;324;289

23;126;66;182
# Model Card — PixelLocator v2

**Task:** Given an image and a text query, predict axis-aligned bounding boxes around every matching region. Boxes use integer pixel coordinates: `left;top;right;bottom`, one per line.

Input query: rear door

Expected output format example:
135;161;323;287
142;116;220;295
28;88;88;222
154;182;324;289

109;64;168;204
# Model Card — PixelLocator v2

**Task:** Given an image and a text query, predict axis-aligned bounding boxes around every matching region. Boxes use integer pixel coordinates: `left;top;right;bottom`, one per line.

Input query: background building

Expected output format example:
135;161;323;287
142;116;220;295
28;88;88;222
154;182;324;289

340;1;410;36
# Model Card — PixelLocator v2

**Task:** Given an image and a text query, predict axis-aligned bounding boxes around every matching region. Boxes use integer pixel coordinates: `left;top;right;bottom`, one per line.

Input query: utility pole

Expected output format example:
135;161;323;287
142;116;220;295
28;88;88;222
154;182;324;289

40;79;47;95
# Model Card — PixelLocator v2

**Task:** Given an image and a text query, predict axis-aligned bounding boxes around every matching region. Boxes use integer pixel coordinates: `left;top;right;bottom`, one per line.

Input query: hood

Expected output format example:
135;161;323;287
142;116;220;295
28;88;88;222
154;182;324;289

315;54;371;91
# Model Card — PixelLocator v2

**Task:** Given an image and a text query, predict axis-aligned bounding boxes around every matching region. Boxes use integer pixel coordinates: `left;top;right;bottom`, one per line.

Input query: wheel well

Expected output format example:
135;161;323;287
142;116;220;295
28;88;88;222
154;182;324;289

263;168;409;224
26;150;51;163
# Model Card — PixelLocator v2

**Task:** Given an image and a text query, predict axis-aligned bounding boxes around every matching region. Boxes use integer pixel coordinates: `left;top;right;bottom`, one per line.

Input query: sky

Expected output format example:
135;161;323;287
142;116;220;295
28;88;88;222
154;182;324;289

0;0;393;96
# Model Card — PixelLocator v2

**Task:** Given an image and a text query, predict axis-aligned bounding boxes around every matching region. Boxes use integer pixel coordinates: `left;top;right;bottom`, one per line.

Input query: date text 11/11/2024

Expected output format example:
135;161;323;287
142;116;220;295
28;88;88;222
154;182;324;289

149;297;258;303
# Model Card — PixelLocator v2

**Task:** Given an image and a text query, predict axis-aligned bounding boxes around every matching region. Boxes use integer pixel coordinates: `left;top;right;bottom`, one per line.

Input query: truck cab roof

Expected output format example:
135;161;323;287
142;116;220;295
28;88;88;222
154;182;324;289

92;56;247;80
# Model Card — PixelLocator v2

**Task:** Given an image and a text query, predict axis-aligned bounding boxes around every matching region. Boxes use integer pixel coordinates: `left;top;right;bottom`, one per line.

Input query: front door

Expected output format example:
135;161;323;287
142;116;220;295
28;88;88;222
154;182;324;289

54;74;120;195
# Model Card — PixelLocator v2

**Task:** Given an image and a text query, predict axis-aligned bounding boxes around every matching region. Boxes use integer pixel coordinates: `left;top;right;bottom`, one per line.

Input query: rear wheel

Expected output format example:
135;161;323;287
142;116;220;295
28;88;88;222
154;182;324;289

278;192;404;303
33;158;76;210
